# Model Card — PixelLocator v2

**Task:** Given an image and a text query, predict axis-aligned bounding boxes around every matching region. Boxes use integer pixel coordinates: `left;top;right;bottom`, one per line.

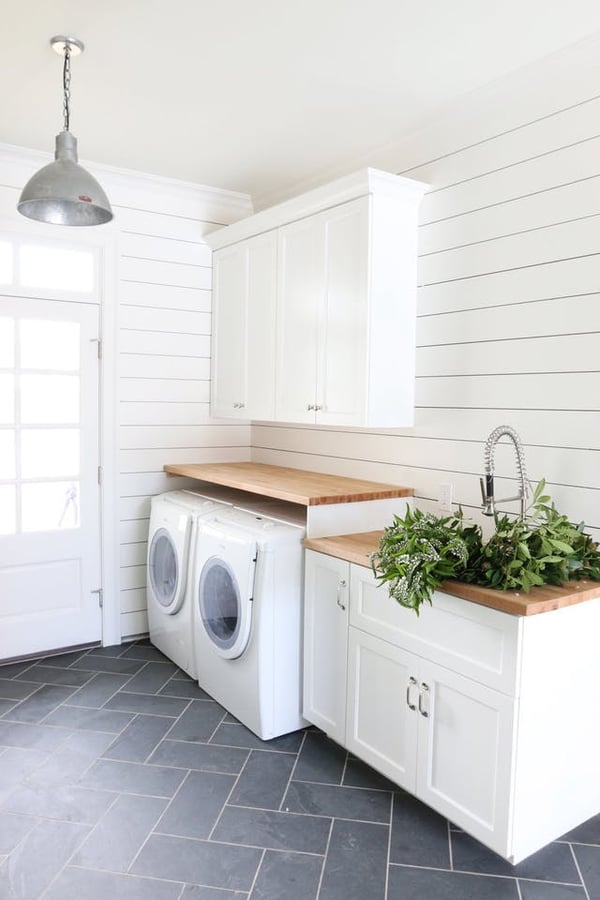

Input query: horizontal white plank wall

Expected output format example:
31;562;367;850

250;50;600;553
117;196;252;639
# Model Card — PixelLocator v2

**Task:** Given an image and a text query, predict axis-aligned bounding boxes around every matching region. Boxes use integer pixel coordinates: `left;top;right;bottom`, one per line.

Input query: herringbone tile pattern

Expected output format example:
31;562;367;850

0;641;598;899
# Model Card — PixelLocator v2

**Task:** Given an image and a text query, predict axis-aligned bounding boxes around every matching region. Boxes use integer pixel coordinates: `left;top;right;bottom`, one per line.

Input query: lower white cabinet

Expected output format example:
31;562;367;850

303;548;600;863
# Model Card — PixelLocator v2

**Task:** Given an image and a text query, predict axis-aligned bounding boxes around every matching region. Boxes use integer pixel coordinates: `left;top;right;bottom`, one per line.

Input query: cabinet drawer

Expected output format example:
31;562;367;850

349;564;521;695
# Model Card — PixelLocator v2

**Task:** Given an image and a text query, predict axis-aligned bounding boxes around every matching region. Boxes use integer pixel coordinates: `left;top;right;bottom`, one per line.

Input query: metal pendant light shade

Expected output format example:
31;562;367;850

17;36;113;227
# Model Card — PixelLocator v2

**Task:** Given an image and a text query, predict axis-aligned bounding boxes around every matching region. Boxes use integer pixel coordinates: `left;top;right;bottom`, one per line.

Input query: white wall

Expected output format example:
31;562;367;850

250;39;600;544
0;147;254;641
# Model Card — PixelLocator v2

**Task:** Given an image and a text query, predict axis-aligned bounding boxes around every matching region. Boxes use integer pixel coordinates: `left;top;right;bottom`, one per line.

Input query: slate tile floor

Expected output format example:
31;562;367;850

0;641;598;899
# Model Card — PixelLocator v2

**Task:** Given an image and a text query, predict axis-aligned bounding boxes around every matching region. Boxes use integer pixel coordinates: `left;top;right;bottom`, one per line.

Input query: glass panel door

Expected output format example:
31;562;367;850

0;297;101;660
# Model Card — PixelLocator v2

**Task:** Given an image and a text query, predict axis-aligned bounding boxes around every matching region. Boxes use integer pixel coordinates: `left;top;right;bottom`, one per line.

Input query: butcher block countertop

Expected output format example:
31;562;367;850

304;531;600;616
164;462;413;507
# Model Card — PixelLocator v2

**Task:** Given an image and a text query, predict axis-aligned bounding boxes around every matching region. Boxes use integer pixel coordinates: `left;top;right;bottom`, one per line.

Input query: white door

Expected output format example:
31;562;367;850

211;243;248;418
0;297;101;660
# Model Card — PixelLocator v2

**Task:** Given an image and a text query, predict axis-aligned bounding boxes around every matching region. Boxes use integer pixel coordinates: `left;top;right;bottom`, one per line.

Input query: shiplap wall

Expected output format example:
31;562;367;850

251;61;600;542
0;146;254;641
113;187;253;638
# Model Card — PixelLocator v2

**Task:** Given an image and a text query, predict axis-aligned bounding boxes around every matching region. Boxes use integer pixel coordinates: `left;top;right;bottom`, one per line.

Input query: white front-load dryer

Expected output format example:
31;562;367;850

146;490;231;676
191;507;307;739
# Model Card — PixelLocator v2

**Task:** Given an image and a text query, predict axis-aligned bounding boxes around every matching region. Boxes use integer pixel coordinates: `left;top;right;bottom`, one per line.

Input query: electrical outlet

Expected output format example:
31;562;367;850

438;482;454;513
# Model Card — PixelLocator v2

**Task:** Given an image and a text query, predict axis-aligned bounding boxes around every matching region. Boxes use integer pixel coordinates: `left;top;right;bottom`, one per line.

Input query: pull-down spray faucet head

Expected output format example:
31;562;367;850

480;426;529;520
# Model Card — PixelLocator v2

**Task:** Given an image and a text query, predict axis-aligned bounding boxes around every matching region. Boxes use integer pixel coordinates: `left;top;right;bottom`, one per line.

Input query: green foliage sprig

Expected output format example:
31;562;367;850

372;480;600;614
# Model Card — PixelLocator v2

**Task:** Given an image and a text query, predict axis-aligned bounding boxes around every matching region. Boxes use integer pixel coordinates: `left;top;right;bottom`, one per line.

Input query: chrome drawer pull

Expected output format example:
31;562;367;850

406;675;417;711
419;682;430;718
336;579;347;610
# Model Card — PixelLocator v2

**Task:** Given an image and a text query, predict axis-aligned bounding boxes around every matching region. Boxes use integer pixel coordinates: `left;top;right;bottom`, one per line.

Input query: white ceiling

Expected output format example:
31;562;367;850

3;1;600;207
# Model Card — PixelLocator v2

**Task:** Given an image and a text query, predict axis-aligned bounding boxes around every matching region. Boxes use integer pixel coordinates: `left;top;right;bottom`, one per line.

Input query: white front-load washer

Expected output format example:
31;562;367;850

146;490;231;676
191;507;307;740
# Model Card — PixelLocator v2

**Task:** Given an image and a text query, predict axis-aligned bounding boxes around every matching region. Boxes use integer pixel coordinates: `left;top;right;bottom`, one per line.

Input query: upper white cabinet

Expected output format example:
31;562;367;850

211;231;277;420
207;168;428;427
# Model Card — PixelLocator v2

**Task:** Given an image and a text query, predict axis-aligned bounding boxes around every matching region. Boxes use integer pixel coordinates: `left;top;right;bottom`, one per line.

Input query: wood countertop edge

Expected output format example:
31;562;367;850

303;532;600;617
164;462;413;506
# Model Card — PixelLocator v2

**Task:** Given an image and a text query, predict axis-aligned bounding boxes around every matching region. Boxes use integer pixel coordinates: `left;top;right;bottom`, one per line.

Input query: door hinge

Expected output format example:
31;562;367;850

97;465;102;485
91;588;104;608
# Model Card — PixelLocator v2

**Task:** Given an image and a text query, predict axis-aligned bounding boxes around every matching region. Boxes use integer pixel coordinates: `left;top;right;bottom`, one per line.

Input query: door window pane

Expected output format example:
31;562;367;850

21;429;79;478
21;481;79;532
0;375;14;424
20;320;80;371
0;430;15;479
0;318;14;367
0;242;12;284
20;375;79;424
0;485;16;534
19;245;94;293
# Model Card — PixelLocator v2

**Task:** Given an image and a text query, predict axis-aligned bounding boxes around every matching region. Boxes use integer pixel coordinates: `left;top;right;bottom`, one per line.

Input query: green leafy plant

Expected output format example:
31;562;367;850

372;479;600;614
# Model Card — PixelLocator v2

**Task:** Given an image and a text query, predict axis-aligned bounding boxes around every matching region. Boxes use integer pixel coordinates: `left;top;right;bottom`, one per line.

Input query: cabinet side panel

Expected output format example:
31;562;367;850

366;189;421;426
510;598;600;862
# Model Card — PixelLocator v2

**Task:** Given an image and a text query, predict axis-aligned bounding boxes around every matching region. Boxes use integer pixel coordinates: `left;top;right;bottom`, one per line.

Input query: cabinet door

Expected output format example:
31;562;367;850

245;232;277;419
416;660;516;857
276;217;324;423
317;198;368;426
211;243;247;418
303;550;349;744
346;627;418;793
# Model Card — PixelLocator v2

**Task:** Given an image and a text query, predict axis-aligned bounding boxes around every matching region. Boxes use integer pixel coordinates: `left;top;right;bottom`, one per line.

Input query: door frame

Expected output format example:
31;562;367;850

0;216;120;647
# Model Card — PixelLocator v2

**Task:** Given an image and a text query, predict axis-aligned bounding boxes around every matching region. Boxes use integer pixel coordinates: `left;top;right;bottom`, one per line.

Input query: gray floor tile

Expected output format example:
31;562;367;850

156;769;236;838
3;683;76;723
168;699;226;742
159;679;212;699
0;700;16;716
43;866;182;900
70;655;146;675
561;813;600;845
0;661;37;678
2;782;115;824
131;833;262;891
0;720;71;751
284;780;391;823
102;714;174;762
293;731;346;784
452;832;582;883
43;704;135;732
104;690;189;717
41;650;89;667
26;730;115;787
0;818;90;900
519;881;587;899
250;849;322;900
0;747;49;803
16;665;92;687
0;811;38;853
343;756;398;791
85;644;128;659
389;789;450;868
319;819;388;900
213;806;330;854
210;722;304;753
0;679;41;701
388;865;519;899
148;739;249;774
230;750;295;810
80;758;186;797
572;843;600;900
121;661;178;694
181;887;248;899
70;794;167;871
67;672;132;707
121;644;172;662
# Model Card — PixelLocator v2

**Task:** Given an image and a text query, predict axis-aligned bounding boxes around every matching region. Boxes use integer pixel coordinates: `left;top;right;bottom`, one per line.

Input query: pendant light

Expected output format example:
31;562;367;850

17;36;113;226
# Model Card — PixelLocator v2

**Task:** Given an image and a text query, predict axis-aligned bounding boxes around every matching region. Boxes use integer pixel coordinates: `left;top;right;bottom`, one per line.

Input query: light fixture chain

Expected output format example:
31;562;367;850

62;43;71;132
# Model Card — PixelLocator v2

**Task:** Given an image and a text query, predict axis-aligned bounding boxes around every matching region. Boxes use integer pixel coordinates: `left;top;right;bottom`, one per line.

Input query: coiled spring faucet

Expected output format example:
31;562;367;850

480;425;529;519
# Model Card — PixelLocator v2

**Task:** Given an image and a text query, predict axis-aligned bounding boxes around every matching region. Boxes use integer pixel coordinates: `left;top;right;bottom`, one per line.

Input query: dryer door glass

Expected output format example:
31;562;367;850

149;528;179;610
198;556;252;659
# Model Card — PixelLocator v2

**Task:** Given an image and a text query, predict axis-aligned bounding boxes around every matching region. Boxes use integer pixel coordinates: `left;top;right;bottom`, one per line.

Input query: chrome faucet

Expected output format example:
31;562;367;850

480;425;529;519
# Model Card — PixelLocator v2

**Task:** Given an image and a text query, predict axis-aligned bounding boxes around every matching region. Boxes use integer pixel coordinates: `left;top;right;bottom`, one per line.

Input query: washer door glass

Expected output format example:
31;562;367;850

198;557;252;659
148;528;181;613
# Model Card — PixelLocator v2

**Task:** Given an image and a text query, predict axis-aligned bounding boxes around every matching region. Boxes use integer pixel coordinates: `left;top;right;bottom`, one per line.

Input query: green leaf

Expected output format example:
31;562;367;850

548;539;576;555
